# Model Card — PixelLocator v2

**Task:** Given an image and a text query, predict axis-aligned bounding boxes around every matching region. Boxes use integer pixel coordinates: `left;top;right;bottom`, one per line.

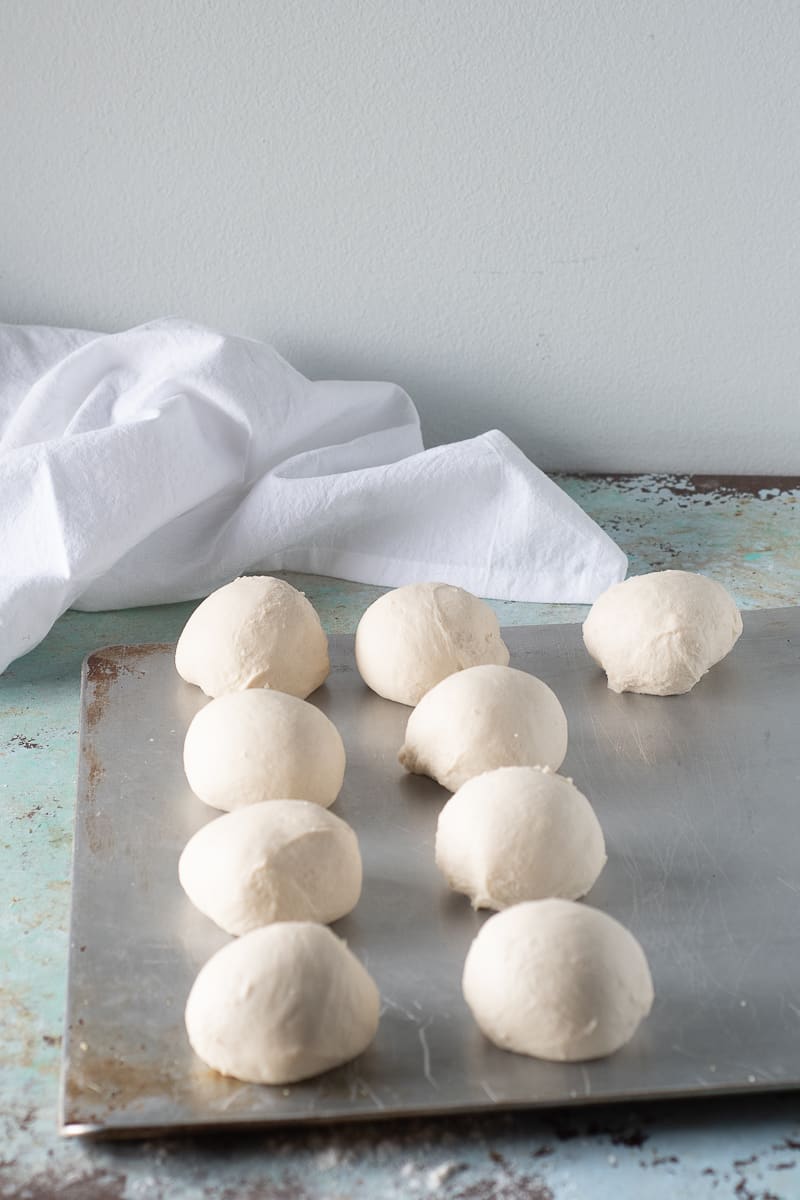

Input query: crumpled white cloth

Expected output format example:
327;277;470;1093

0;318;626;672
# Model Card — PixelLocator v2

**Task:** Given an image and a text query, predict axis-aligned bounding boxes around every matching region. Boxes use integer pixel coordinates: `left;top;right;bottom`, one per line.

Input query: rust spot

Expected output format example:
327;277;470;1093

86;746;104;794
42;1034;61;1047
8;734;42;750
64;1048;181;1116
86;652;122;685
85;643;171;730
85;641;168;684
82;742;112;856
86;665;122;731
81;646;171;855
84;803;114;857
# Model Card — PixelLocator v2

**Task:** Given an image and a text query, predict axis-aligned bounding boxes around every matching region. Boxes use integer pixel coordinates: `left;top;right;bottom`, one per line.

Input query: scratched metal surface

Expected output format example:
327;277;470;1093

2;473;800;1197
61;609;800;1137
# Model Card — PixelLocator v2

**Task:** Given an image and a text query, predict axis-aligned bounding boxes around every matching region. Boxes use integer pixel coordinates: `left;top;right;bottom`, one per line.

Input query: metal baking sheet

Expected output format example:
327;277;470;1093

60;609;800;1137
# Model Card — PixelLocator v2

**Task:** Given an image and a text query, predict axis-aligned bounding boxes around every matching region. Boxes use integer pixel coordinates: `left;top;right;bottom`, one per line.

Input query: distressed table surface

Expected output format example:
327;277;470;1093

1;474;799;1200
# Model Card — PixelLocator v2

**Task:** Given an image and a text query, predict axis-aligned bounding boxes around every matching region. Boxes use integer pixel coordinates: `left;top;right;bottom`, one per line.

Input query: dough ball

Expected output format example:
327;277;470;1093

175;576;329;699
179;800;362;935
462;899;654;1061
185;922;380;1084
355;582;509;706
183;689;345;811
583;569;742;696
399;665;568;792
435;766;606;910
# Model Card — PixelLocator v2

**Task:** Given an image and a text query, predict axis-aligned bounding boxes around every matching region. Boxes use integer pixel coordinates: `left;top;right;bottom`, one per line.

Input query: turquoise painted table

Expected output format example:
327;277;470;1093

2;474;799;1200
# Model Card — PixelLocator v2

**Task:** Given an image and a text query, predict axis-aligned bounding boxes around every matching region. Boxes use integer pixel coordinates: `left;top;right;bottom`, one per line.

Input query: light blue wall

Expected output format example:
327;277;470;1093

2;1;798;471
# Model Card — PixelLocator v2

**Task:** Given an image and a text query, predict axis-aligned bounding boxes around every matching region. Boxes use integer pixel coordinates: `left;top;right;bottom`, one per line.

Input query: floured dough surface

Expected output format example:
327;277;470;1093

355;582;509;706
462;898;654;1061
399;664;568;791
583;570;742;695
183;689;345;811
179;800;362;934
185;922;380;1084
435;766;606;909
175;575;329;699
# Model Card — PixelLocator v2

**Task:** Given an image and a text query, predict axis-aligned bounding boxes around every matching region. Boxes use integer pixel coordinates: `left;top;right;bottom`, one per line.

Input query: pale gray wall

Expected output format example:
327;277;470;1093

2;0;799;471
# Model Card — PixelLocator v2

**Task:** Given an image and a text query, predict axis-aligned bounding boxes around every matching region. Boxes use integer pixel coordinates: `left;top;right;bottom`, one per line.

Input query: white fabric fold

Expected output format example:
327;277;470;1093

0;318;626;671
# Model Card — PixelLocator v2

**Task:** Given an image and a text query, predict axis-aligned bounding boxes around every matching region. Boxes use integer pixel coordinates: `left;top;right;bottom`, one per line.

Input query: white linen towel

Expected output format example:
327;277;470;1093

0;318;626;672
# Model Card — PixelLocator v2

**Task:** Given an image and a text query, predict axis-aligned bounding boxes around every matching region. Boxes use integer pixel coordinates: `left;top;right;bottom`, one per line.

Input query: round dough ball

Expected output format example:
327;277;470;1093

435;766;606;910
583;569;742;696
185;922;380;1084
183;689;345;811
355;582;510;706
398;665;568;792
462;899;654;1061
179;800;362;935
175;576;329;699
